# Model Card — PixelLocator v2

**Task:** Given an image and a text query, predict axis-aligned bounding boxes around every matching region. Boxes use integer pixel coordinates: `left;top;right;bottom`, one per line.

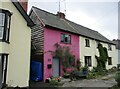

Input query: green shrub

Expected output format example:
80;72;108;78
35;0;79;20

87;72;97;79
64;73;70;78
115;71;120;86
49;79;59;86
108;66;117;73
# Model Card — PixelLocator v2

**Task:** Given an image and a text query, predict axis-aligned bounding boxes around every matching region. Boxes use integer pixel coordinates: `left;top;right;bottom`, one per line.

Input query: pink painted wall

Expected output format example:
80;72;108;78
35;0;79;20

44;27;79;81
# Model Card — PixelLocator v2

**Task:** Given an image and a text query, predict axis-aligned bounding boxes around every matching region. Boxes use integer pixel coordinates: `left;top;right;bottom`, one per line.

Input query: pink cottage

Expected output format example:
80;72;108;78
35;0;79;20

30;7;80;81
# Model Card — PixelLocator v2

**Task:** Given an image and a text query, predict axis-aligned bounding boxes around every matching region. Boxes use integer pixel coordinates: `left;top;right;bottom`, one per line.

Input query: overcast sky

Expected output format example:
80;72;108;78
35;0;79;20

28;0;119;40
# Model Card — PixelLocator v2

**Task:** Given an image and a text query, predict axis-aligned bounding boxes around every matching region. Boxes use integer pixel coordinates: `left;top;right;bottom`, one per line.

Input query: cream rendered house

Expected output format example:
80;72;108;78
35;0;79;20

0;0;34;88
113;39;120;65
80;35;116;70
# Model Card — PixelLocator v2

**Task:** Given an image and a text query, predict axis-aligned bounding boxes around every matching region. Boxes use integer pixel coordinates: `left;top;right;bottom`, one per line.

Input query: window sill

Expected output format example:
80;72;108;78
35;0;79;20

85;46;90;47
0;40;10;44
60;42;71;45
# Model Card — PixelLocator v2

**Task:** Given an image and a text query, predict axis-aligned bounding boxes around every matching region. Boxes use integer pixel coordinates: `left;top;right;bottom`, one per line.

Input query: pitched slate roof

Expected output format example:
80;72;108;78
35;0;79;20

11;0;34;27
32;6;114;44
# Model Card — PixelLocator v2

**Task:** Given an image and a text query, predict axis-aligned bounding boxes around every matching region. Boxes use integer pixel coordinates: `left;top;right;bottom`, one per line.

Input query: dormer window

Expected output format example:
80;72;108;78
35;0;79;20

0;9;12;42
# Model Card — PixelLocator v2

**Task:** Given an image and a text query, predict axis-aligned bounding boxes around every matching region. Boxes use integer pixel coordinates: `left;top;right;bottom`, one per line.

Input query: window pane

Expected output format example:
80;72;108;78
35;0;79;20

61;34;71;44
0;55;1;62
108;44;112;50
65;37;68;42
65;35;68;37
0;27;4;39
85;39;90;47
61;34;64;42
68;35;70;43
108;57;112;65
7;16;10;29
6;28;9;41
85;56;91;66
2;55;7;83
0;13;5;26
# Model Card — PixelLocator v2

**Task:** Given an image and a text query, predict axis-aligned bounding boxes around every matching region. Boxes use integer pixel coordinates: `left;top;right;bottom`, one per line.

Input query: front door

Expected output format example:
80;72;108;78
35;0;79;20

52;58;60;77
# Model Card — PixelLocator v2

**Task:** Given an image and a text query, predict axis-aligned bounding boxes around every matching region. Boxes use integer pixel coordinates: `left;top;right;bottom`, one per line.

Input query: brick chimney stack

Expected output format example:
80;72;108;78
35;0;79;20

19;0;28;12
56;12;65;19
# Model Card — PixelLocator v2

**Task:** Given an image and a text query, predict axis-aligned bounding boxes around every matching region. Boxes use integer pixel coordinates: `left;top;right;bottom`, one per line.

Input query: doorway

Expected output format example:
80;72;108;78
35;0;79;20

52;58;60;77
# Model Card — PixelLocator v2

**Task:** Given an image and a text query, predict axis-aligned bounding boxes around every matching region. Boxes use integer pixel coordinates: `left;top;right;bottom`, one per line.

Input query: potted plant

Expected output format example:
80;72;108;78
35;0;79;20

82;65;89;75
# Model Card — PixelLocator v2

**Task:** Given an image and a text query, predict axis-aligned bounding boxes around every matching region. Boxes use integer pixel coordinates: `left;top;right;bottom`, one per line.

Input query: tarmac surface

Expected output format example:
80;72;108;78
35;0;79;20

61;73;117;88
29;73;117;89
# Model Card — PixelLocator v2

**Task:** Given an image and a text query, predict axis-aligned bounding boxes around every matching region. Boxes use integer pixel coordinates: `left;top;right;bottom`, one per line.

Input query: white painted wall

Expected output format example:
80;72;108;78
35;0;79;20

79;36;116;70
116;49;120;64
0;0;31;87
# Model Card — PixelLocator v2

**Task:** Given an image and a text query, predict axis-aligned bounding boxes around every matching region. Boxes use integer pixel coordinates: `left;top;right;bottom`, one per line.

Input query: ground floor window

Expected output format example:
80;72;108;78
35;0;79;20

84;56;92;67
0;54;8;85
108;57;112;65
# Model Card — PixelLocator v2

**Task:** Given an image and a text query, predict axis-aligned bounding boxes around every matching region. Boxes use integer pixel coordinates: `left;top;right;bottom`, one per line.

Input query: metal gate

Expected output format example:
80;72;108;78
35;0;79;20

52;58;60;77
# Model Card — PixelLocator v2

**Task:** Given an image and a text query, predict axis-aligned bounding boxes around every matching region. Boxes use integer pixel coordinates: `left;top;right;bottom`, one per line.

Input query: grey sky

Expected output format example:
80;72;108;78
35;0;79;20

28;0;119;40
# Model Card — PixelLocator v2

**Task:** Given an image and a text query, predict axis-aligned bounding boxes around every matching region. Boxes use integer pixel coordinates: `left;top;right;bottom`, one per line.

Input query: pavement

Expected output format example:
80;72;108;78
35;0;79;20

4;73;116;89
61;73;117;88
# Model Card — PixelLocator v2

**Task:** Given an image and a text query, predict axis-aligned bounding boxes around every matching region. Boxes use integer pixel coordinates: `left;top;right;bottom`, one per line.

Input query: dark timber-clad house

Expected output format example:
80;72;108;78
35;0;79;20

28;6;116;81
0;0;34;88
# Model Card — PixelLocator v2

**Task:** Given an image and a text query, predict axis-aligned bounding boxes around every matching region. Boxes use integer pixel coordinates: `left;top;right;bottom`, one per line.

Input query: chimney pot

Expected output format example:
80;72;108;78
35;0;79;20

56;12;65;19
19;0;28;12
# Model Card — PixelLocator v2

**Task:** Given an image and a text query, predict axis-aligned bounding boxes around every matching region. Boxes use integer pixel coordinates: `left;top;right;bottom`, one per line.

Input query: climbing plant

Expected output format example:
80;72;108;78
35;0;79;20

52;43;75;69
95;43;109;71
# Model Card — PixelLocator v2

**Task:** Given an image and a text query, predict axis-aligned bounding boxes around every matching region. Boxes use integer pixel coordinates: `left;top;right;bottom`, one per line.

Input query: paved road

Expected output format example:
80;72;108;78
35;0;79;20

61;73;117;88
29;73;117;89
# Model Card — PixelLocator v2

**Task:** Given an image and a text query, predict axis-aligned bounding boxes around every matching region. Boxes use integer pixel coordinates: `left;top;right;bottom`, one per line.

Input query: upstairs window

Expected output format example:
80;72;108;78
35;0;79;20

0;13;5;39
85;39;90;47
108;57;112;65
0;9;12;42
61;34;71;44
108;44;112;51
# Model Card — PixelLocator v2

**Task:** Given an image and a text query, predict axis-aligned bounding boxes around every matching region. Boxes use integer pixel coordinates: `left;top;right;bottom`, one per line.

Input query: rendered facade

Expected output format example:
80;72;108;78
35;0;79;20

0;0;34;88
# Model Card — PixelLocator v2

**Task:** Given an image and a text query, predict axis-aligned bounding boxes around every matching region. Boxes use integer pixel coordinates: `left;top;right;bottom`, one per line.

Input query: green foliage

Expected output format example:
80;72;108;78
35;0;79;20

49;79;59;86
64;73;70;78
49;76;61;86
108;66;117;73
54;43;64;60
87;72;97;79
87;66;108;79
95;43;109;71
115;71;120;86
76;59;82;70
53;43;75;69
